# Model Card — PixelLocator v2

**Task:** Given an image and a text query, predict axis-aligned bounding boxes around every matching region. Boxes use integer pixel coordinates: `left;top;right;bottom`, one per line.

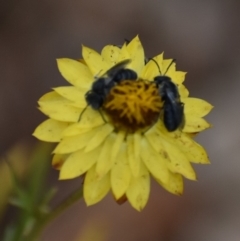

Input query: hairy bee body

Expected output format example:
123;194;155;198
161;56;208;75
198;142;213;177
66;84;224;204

153;62;185;131
85;60;137;110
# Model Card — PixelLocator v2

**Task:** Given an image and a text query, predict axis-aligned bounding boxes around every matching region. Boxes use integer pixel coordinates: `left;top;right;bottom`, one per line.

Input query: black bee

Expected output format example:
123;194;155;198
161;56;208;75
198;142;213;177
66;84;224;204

85;59;137;109
151;59;184;132
79;60;137;121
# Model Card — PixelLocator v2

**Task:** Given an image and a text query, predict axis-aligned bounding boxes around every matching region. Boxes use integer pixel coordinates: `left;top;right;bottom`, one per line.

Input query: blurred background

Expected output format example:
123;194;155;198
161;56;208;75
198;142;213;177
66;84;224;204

1;0;240;240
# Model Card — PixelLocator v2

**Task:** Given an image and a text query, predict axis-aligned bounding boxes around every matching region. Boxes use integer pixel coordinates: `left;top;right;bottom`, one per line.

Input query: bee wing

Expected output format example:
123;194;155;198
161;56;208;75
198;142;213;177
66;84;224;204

165;81;180;102
102;59;131;77
102;76;112;86
94;59;131;85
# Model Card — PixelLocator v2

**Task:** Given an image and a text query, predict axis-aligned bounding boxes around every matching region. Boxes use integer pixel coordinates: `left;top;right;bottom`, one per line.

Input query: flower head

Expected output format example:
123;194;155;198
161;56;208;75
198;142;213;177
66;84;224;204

33;36;213;211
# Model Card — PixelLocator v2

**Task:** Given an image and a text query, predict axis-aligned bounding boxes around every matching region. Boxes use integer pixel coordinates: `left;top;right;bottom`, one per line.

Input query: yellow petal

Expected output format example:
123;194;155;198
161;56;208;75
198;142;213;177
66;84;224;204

84;164;110;206
53;128;98;154
38;91;80;122
126;163;150;211
33;119;69;142
187;141;210;164
53;86;87;108
140;53;163;80
52;154;69;170
162;58;176;75
153;53;164;69
117;43;130;62
101;45;120;66
169;71;186;85
61;110;105;137
57;58;93;88
39;103;79;122
145;128;164;152
126;36;145;75
111;143;131;199
59;145;102;179
155;171;183;195
38;90;61;102
140;138;169;183
179;84;189;98
62;124;96;137
126;135;140;177
183;98;213;117
133;133;142;161
144;128;172;162
159;128;210;164
186;132;198;138
61;108;105;136
78;107;105;126
183;116;211;132
95;133;116;179
82;45;108;76
84;124;114;152
160;137;197;180
110;131;125;161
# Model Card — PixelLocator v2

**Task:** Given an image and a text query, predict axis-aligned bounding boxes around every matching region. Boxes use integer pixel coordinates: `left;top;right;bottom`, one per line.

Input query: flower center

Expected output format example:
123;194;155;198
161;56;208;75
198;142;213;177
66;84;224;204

103;79;163;133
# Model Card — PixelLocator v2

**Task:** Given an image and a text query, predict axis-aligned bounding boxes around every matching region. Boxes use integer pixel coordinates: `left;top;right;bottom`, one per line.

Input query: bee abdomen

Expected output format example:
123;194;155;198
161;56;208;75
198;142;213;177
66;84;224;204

163;101;184;131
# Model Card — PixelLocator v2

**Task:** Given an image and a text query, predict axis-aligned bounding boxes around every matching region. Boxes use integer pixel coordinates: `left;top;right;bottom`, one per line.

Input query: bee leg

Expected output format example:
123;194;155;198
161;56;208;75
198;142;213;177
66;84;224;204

78;105;88;122
98;109;107;123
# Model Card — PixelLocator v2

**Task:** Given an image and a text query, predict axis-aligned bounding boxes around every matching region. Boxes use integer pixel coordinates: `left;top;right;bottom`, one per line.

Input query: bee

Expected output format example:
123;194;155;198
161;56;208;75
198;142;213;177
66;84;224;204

79;60;137;121
151;58;185;131
85;59;137;109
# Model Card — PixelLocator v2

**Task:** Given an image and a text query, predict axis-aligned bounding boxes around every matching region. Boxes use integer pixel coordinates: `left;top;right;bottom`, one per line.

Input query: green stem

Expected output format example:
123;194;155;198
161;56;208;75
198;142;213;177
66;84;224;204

25;188;83;241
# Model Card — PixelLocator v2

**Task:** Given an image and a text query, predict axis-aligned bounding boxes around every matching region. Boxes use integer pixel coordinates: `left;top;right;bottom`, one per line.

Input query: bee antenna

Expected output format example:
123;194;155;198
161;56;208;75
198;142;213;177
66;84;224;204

150;58;162;75
163;59;176;75
150;58;176;76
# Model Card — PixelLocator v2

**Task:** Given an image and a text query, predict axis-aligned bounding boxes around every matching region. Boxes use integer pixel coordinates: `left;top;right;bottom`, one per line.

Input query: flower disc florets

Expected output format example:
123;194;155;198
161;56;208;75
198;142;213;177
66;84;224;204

33;36;213;211
103;79;163;133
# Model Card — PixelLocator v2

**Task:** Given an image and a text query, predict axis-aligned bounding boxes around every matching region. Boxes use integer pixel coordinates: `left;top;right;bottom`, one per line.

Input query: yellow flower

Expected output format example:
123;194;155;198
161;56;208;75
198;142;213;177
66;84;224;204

33;36;213;211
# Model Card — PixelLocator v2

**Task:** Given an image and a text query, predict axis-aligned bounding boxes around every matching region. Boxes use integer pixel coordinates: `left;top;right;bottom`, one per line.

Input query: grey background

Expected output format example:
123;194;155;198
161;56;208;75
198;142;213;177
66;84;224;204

1;0;240;240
